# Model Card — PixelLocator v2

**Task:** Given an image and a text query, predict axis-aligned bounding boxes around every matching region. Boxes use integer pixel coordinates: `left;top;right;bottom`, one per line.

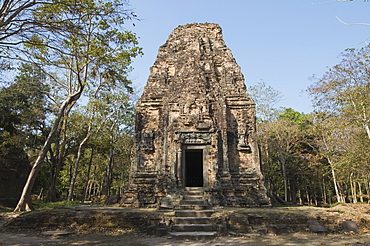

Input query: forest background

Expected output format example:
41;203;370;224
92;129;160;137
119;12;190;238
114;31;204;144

0;0;369;212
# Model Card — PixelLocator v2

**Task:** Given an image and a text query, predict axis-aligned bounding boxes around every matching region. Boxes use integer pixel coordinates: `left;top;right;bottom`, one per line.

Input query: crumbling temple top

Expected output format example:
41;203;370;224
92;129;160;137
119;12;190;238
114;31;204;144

121;23;270;208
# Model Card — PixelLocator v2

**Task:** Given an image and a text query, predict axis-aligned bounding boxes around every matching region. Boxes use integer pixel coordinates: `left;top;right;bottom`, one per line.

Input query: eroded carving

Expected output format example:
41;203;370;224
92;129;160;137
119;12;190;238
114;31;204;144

121;23;270;208
176;132;211;145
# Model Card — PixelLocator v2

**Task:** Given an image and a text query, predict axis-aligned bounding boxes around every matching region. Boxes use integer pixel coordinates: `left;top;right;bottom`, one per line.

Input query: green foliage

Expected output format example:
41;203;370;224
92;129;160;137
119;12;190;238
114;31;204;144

308;45;370;204
258;101;334;205
249;47;370;206
0;63;49;153
279;108;310;130
1;0;140;210
0;64;49;202
21;0;142;102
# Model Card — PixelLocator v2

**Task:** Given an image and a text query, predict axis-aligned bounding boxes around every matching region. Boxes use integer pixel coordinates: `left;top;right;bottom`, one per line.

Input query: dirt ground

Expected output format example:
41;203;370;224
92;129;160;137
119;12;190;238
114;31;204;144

1;231;370;246
1;204;370;246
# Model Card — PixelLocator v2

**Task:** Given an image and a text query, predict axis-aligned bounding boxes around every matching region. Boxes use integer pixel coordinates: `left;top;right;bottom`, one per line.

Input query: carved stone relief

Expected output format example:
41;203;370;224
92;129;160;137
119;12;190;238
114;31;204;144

121;23;270;208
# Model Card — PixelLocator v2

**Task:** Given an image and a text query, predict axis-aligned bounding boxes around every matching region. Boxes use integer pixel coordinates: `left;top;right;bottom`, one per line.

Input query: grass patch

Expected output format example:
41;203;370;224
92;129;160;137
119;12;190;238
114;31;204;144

329;202;345;208
34;200;85;210
0;205;13;212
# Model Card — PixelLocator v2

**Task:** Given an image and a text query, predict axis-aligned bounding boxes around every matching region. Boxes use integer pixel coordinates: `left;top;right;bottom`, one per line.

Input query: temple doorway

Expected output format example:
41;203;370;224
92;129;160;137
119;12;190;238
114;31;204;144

185;149;203;187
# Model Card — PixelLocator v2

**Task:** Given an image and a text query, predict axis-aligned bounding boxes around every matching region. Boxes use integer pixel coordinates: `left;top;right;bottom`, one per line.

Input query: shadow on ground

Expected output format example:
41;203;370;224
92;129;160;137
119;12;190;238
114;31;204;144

1;204;370;245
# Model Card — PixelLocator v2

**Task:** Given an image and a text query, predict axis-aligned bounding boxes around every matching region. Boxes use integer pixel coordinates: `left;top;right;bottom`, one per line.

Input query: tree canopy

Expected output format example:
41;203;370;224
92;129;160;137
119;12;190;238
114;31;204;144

2;0;370;211
254;46;370;206
0;0;141;212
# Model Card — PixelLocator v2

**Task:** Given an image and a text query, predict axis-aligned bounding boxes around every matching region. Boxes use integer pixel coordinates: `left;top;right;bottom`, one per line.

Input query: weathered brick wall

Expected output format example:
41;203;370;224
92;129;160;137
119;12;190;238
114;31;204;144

122;23;270;208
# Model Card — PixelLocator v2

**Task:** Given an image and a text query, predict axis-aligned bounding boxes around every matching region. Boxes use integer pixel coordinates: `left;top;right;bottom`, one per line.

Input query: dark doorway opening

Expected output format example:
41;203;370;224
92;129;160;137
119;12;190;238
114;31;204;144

185;149;203;187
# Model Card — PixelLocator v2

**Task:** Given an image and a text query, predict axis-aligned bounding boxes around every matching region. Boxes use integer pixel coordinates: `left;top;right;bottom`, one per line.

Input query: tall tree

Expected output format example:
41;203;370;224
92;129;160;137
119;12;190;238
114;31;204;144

67;90;134;201
0;63;49;152
308;46;370;204
257;108;328;205
310;113;346;203
261;116;300;202
14;0;141;212
44;103;75;202
309;47;370;140
248;80;283;123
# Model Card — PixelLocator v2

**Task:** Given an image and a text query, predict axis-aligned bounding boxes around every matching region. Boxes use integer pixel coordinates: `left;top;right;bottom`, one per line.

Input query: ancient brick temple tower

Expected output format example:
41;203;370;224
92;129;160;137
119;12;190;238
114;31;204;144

121;23;270;208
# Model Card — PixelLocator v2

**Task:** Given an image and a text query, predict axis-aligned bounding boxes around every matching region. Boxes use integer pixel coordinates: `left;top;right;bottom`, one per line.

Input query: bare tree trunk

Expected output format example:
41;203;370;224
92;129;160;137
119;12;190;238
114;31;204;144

327;157;342;203
306;190;311;205
104;146;114;197
279;156;288;202
322;178;327;205
67;101;118;201
87;179;94;201
353;180;357;203
47;106;73;202
298;189;303;205
290;179;297;204
67;133;90;201
47;161;60;202
98;180;103;198
314;185;318;206
82;148;94;202
365;123;370;140
350;173;357;203
14;91;83;212
358;182;364;203
337;182;346;203
365;181;370;204
104;122;117;198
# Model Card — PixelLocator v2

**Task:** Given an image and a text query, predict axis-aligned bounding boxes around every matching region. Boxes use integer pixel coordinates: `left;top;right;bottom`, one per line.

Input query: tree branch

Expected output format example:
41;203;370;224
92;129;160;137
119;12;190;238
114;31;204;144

336;16;370;26
312;0;353;5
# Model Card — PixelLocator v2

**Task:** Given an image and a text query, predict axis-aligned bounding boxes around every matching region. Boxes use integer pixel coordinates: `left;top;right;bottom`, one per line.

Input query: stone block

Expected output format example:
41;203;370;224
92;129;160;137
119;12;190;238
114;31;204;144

307;220;328;233
341;220;359;233
146;225;157;235
155;228;168;237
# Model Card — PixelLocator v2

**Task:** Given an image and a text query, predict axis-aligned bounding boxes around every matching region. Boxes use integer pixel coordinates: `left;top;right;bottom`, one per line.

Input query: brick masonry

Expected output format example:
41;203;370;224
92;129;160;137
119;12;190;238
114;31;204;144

121;23;270;208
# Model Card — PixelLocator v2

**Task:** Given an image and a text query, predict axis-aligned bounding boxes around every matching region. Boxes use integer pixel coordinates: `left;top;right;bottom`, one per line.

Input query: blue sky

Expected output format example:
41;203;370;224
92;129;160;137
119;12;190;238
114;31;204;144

128;0;369;113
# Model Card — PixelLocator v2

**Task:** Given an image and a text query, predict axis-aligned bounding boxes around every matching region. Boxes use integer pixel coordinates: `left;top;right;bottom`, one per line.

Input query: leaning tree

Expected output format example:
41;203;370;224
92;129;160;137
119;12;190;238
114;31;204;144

10;0;141;212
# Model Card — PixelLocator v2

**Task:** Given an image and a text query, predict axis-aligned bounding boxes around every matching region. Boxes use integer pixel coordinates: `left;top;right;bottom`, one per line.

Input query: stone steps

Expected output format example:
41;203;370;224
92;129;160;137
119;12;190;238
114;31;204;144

169;231;218;240
180;200;209;205
169;188;217;240
183;191;203;196
183;187;204;196
174;210;214;217
179;199;210;210
173;217;213;224
172;224;215;232
179;205;210;210
182;195;204;200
